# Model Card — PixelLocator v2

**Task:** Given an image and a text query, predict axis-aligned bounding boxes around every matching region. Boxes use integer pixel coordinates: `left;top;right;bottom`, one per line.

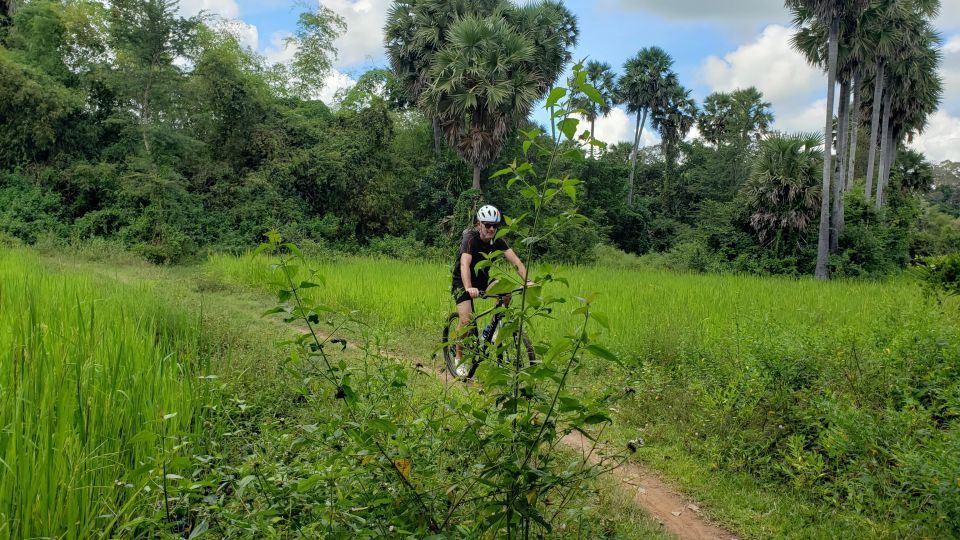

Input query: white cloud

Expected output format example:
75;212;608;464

581;107;660;147
218;19;259;50
946;35;960;55
699;24;839;138
943;35;960;114
700;24;821;106
262;31;357;103
319;70;357;104
774;98;827;135
908;110;960;163
615;0;784;22
321;0;389;67
936;3;960;32
178;0;239;19
263;31;297;65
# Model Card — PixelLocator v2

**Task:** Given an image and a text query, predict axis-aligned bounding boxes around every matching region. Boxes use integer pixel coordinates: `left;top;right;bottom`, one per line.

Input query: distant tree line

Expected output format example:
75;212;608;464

0;0;957;275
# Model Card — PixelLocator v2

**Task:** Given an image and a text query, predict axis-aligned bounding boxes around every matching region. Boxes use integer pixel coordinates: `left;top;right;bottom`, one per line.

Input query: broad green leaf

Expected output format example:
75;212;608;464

545;87;566;109
586;344;618;363
583;412;612;425
296;474;323;492
491;165;513;178
368;418;397;434
581;84;605;108
592;311;609;329
128;430;156;445
282;243;302;258
557;118;578;141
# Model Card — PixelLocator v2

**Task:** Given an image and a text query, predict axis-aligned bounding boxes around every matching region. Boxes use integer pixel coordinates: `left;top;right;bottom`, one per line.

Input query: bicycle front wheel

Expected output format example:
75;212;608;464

442;312;477;379
493;327;536;369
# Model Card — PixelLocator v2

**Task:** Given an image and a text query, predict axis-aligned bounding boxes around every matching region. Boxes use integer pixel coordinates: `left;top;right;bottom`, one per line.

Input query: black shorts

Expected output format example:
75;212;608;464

451;278;487;305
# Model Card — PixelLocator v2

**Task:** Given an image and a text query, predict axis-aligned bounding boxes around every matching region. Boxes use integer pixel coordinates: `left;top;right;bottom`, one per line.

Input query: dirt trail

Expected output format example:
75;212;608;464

406;349;738;540
560;431;737;540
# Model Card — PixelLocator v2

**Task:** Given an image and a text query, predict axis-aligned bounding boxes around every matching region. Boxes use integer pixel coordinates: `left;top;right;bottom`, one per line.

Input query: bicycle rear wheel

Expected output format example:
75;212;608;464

442;312;477;378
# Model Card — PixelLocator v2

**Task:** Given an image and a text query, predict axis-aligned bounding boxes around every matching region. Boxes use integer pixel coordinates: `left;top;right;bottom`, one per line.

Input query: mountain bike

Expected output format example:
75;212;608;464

441;289;536;379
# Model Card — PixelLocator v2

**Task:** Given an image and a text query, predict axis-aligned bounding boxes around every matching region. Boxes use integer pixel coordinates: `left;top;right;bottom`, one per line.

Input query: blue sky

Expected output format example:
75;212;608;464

181;0;960;162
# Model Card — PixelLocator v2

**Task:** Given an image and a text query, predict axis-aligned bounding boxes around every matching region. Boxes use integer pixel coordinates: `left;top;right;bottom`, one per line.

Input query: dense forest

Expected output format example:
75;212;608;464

1;0;958;277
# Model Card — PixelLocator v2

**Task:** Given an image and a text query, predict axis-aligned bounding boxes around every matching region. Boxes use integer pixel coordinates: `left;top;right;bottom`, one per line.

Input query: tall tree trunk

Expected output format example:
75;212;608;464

815;18;839;281
875;91;892;209
627;108;647;206
879;128;897;208
865;60;884;201
432;117;442;156
472;165;482;192
831;79;850;252
590;117;596;159
846;70;862;190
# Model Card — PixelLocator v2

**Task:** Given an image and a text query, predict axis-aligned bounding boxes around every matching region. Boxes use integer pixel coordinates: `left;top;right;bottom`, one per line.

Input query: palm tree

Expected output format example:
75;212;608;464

508;1;578;142
875;21;942;207
572;60;616;158
420;8;573;191
786;0;869;279
697;92;733;146
697;88;773;146
652;81;697;215
731;87;774;143
616;46;675;205
652;82;696;165
862;0;940;202
743;132;823;254
384;0;506;154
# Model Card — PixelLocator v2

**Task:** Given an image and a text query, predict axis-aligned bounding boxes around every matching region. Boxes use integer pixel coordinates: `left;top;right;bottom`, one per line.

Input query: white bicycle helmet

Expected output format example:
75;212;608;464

476;204;501;224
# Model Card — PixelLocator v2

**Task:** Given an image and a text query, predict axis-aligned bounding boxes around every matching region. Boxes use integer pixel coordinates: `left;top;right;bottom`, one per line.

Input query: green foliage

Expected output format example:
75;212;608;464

914;252;960;299
285;5;345;99
0;47;81;167
0;170;65;242
0;0;955;278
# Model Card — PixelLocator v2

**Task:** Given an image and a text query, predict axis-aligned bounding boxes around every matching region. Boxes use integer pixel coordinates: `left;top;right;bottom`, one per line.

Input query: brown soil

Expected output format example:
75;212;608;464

561;431;737;540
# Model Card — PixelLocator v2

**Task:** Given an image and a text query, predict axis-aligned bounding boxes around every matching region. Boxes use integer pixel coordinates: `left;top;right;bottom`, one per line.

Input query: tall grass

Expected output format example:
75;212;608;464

0;250;206;538
206;251;960;535
204;252;925;362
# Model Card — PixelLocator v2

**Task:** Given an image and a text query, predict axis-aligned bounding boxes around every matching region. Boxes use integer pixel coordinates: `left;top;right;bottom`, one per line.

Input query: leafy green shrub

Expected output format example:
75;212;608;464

73;207;129;238
363;234;445;260
915;252;960;298
0;172;65;242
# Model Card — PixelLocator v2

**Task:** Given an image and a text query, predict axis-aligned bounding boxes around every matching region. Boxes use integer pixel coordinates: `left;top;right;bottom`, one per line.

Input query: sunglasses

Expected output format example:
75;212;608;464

481;222;499;230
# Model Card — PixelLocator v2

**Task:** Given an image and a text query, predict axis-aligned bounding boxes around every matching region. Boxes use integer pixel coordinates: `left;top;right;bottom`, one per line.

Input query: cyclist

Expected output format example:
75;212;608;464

450;204;532;376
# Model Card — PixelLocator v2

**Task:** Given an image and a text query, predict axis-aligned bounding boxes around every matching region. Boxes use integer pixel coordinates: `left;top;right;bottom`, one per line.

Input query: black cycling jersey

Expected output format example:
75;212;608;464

451;228;509;292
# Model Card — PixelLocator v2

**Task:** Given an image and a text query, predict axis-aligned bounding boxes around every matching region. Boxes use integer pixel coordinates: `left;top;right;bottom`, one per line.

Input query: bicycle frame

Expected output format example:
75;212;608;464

443;287;535;379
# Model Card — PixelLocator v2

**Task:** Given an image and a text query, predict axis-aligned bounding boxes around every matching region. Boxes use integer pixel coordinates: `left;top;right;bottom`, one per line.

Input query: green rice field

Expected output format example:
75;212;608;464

0;249;209;538
2;246;957;537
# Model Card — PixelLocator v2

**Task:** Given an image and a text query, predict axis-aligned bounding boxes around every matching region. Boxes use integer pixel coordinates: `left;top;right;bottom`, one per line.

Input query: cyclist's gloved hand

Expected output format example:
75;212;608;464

467;287;481;298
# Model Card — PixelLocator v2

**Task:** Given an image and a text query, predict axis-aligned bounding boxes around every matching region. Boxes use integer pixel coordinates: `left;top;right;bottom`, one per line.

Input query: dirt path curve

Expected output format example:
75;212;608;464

560;431;737;540
407;350;738;540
